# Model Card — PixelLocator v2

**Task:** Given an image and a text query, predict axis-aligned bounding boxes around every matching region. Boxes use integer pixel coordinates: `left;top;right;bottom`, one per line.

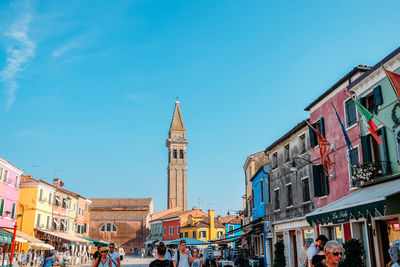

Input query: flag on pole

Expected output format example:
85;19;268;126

331;103;352;154
353;99;382;144
307;121;332;175
383;67;400;100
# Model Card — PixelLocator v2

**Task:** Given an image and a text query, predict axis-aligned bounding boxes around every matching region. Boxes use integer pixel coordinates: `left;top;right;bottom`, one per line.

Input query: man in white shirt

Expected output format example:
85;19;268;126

108;243;120;267
307;235;328;266
173;240;193;267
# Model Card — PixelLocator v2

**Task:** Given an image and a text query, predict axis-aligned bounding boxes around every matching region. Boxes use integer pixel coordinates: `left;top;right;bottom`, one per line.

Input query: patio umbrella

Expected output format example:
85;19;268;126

165;238;209;246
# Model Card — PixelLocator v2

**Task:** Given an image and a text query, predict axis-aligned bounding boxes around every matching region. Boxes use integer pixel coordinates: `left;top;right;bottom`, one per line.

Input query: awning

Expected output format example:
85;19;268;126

1;229;44;245
144;240;157;245
36;229;92;245
0;231;13;244
82;237;109;246
306;179;400;225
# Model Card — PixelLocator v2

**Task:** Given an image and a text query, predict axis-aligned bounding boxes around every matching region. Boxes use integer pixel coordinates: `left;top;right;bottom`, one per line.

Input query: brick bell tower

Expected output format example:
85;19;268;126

166;101;188;211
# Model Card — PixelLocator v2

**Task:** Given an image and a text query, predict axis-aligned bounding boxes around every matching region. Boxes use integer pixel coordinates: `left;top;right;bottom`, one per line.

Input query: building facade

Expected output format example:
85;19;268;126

166;101;188;211
179;210;225;242
0;157;23;228
89;198;153;251
265;120;314;267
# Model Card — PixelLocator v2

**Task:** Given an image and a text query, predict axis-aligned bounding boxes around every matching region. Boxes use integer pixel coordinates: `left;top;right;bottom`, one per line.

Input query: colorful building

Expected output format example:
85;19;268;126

179;210;225;242
0;157;23;229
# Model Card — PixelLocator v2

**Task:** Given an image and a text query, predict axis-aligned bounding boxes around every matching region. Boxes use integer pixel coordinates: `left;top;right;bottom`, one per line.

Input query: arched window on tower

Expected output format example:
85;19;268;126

179;149;184;159
173;149;177;159
100;223;117;233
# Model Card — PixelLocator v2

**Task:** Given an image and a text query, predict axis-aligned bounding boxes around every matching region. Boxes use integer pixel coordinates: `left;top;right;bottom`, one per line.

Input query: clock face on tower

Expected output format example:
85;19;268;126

167;101;188;211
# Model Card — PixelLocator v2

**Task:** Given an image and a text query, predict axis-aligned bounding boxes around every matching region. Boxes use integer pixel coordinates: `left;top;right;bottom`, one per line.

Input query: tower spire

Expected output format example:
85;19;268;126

166;101;188;211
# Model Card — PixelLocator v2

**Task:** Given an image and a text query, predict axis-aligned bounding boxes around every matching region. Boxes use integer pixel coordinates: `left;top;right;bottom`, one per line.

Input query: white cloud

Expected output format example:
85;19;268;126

0;8;35;109
51;38;80;59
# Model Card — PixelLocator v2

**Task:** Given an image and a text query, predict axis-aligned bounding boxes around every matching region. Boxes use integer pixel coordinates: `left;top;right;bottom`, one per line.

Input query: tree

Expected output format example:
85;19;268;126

273;241;286;267
343;238;364;267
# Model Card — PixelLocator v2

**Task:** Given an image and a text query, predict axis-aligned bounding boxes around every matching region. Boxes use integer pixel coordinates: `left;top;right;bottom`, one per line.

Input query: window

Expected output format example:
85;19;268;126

79;208;81;216
302;178;310;202
55;196;60;206
78;225;81;233
0;199;4;216
177;226;180;234
60;219;65;231
15;176;19;187
169;226;174;235
348;147;360;188
100;223;117;232
48;193;52;204
192;231;196;238
184;232;188;238
62;198;67;208
313;165;329;197
274;189;280;210
53;218;58;230
36;213;41;228
345;99;357;127
260;180;264;203
217;231;223;238
286;184;293;206
284;144;290;163
272;153;278;169
360;86;383;113
179;149;184;159
200;231;206;238
299;134;306;154
84;223;87;233
229;225;234;232
4;170;8;183
309;118;325;147
0;168;2;181
39;189;43;201
46;216;50;229
251;189;255;210
11;203;15;218
173;149;177;159
164;227;166;235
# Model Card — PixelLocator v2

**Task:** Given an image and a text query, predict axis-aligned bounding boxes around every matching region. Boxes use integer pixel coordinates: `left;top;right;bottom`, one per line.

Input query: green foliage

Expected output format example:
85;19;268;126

273;241;286;267
343;238;364;267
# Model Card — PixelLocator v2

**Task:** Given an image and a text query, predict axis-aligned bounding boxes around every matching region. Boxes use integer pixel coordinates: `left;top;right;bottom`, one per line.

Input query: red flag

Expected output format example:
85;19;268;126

383;67;400;100
307;122;332;175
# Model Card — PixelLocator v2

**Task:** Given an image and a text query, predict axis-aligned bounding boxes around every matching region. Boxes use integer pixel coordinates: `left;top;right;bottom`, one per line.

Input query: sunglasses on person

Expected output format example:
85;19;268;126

101;251;109;253
331;252;341;256
109;247;114;249
193;251;198;253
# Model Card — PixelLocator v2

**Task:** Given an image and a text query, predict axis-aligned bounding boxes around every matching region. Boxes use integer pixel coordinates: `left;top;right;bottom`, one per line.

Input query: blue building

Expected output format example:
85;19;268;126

250;164;270;267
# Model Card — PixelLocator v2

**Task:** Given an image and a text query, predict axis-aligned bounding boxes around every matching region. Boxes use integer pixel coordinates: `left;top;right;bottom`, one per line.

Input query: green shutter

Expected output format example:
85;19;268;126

11;203;15;218
0;200;4;215
361;135;372;163
313;165;321;197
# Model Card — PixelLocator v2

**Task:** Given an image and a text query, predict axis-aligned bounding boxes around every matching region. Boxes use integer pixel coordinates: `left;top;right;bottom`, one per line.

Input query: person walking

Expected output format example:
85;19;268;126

312;239;328;267
300;242;310;267
149;243;173;267
314;241;345;267
191;248;202;267
118;247;125;261
307;235;328;267
107;243;120;267
93;247;112;267
93;245;102;261
388;240;400;267
172;240;193;267
155;242;171;260
42;251;60;267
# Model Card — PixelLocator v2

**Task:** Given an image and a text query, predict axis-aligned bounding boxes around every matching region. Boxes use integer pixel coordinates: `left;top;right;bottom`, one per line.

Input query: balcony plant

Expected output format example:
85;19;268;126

352;162;382;182
273;241;286;267
343;239;364;267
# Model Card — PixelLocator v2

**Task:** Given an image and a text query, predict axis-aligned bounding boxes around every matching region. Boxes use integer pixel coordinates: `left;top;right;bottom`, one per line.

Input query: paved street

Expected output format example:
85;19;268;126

82;256;153;267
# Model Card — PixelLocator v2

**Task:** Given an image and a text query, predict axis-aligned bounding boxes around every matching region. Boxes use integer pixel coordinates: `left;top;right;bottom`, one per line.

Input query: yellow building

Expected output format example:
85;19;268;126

180;210;225;242
68;194;78;234
17;175;56;251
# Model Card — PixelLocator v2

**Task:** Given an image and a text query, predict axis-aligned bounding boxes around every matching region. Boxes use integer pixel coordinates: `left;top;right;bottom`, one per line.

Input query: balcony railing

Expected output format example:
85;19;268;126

352;161;391;185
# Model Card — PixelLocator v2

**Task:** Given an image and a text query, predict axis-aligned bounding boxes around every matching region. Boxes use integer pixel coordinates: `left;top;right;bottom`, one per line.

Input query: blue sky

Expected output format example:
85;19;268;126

1;0;400;215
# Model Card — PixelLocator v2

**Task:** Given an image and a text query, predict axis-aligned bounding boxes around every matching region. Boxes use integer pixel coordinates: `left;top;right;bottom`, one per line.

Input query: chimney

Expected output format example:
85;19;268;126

208;210;215;237
53;178;63;188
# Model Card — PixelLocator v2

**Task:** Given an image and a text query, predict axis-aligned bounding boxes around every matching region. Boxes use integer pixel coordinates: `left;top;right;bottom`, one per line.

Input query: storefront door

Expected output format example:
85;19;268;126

290;231;298;267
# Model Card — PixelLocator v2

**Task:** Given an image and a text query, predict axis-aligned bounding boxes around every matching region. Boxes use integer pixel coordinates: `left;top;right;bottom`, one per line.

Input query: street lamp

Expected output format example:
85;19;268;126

289;157;313;173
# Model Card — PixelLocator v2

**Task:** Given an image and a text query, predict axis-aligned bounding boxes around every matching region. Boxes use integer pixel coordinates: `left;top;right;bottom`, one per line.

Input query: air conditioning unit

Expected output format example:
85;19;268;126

264;221;271;232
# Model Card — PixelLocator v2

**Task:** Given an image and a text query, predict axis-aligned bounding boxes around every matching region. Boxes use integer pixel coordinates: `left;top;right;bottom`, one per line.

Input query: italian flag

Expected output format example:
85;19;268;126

353;99;382;144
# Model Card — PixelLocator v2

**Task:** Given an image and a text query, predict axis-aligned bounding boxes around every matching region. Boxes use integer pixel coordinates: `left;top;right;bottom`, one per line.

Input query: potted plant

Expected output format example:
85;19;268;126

343;239;364;267
352;163;382;182
273;241;286;267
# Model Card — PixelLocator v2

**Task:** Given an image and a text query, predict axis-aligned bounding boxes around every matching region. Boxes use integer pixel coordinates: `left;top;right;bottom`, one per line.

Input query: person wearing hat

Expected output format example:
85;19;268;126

93;247;112;267
42;251;60;267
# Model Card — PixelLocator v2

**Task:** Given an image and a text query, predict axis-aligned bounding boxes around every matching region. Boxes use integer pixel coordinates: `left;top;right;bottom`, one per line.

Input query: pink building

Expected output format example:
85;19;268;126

304;66;369;241
0;157;23;228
